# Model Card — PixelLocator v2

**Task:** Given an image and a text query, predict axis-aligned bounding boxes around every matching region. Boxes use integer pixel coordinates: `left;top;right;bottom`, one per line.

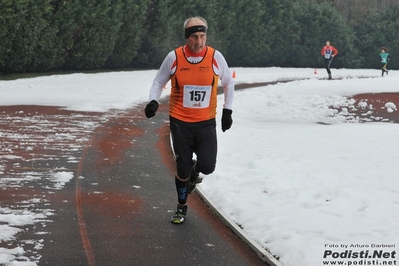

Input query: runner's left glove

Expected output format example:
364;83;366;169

145;100;159;118
221;108;233;132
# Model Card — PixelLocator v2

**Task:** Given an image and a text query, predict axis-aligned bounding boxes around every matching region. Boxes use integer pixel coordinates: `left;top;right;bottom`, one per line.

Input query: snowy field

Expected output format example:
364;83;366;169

1;67;398;266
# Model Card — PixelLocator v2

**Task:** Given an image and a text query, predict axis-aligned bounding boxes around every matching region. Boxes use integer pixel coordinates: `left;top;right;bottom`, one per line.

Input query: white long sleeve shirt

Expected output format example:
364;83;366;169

149;46;234;110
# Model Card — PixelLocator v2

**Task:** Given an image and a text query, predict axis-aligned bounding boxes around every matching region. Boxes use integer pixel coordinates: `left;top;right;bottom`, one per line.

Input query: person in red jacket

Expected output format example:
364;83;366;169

320;41;339;80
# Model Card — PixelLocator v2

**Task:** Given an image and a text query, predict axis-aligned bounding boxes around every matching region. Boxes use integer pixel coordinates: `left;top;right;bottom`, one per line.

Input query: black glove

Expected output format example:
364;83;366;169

144;100;159;118
221;108;233;132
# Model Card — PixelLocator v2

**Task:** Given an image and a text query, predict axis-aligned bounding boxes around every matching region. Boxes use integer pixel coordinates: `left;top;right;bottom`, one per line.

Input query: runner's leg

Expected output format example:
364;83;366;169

325;59;331;75
170;117;194;205
193;120;217;176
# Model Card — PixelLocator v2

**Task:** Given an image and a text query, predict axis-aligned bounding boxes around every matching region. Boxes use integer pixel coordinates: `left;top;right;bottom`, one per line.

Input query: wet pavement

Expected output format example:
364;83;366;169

0;103;268;266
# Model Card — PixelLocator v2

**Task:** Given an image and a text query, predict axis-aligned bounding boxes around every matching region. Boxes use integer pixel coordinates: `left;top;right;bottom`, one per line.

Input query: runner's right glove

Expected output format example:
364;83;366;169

145;100;159;118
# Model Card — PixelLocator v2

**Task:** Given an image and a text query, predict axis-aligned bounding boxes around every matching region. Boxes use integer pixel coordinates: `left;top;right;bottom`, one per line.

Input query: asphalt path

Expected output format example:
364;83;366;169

0;102;268;266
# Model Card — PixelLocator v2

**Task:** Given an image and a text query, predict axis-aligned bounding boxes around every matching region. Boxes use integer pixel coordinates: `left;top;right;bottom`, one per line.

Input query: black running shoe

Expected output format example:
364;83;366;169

171;204;188;224
189;160;202;193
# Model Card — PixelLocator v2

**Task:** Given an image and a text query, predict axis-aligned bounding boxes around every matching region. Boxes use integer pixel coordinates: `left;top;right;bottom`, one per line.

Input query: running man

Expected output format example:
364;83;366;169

321;41;339;80
380;47;390;77
144;16;235;224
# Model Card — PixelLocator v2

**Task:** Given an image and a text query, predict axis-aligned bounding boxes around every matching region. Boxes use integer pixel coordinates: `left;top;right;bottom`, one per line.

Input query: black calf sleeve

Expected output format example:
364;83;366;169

175;176;190;205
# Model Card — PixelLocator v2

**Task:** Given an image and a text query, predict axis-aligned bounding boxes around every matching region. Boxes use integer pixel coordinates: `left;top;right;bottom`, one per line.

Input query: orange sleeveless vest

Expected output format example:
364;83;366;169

169;46;219;122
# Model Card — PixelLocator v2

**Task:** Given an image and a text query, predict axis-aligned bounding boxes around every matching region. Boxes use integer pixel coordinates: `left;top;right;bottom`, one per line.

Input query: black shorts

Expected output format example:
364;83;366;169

169;116;217;179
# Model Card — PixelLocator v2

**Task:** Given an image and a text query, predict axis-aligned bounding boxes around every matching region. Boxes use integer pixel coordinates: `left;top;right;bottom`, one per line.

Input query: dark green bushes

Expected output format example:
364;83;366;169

1;0;398;74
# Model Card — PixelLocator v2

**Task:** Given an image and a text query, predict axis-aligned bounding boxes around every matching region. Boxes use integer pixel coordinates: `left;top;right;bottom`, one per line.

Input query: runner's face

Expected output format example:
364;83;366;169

185;19;207;54
187;32;207;54
326;41;330;46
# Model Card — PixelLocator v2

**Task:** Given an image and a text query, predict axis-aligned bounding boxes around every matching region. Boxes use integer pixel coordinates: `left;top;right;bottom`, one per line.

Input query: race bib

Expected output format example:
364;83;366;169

324;53;331;59
183;85;212;108
381;58;387;63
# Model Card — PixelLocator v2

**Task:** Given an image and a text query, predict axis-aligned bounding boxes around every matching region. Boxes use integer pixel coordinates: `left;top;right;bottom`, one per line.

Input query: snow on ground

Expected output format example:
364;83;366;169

1;67;398;265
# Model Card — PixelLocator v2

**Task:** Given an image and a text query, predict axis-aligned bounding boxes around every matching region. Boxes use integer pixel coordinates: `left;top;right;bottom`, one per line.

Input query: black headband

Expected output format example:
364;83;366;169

184;25;207;39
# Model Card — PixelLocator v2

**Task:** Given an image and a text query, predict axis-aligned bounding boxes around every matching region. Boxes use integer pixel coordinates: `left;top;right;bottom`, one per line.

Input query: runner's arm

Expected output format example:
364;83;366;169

149;51;176;102
214;51;234;110
321;46;326;56
332;46;338;56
